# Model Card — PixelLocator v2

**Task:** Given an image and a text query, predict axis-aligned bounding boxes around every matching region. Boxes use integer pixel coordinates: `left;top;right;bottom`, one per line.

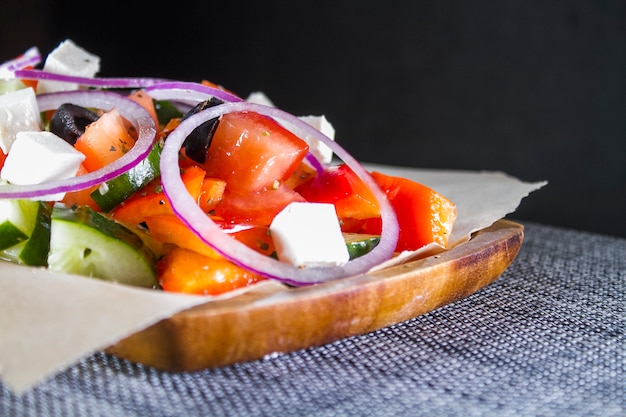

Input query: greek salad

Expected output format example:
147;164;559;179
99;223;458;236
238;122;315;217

0;39;457;295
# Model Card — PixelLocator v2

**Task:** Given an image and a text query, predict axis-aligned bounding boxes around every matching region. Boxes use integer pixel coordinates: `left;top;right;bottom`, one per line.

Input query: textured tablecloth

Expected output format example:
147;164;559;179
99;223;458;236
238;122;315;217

1;221;624;417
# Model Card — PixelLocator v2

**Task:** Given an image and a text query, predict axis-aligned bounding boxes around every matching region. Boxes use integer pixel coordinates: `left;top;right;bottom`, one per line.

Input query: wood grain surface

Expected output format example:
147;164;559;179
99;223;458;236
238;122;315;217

106;220;524;371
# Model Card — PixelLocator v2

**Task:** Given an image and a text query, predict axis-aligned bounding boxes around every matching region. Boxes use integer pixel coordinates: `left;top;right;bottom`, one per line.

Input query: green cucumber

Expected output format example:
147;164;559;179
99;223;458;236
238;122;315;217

90;142;162;212
17;202;52;266
0;79;27;95
0;199;51;266
0;199;31;250
344;233;381;260
48;204;158;288
154;99;183;126
0;241;25;264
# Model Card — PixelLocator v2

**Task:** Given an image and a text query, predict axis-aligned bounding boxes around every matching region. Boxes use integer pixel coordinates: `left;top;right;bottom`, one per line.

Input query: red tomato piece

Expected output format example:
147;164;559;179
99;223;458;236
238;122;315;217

227;224;276;258
127;90;159;128
74;108;136;172
296;163;380;222
110;165;206;226
0;149;6;171
61;163;100;210
202;111;310;193
368;171;457;251
143;213;222;259
198;177;227;214
283;161;317;189
214;184;305;227
158;247;264;295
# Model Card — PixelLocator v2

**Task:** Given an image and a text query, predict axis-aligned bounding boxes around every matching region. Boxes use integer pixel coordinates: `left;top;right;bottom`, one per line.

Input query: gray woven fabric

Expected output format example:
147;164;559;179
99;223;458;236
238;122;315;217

2;222;624;417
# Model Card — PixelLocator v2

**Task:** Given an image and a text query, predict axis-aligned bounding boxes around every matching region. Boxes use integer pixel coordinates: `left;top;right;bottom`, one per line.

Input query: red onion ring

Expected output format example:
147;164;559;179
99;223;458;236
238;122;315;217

13;69;169;89
146;83;329;175
0;90;156;199
304;152;327;175
160;101;399;286
0;47;41;75
144;81;243;104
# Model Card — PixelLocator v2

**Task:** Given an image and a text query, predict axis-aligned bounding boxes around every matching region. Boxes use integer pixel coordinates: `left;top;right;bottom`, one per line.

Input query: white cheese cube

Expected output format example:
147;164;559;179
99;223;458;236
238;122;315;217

270;202;349;268
299;115;335;164
1;131;86;200
36;39;101;94
0;87;41;154
245;91;276;107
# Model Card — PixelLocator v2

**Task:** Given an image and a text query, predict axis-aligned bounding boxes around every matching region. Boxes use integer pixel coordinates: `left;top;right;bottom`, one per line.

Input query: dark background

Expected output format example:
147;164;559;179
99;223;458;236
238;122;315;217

2;0;625;237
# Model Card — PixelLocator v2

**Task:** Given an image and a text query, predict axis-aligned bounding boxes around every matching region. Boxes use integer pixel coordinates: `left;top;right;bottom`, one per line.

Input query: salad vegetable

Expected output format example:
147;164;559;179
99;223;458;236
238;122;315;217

0;39;457;294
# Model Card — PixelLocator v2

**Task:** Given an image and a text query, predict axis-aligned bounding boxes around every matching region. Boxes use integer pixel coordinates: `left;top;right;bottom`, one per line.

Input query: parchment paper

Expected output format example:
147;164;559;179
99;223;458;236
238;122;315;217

0;165;546;393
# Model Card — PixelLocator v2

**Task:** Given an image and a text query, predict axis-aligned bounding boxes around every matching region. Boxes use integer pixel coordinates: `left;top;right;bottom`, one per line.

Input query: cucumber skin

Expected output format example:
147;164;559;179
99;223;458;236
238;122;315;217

18;202;52;266
49;204;158;288
154;99;183;126
344;234;381;260
0;198;37;250
0;199;51;266
90;142;162;212
0;221;28;250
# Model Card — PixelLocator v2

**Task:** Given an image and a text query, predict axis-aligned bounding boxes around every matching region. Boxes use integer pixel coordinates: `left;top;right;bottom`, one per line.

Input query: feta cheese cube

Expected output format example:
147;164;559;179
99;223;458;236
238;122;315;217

0;87;41;154
299;115;336;164
246;91;276;107
1;131;86;200
36;39;101;94
270;202;349;268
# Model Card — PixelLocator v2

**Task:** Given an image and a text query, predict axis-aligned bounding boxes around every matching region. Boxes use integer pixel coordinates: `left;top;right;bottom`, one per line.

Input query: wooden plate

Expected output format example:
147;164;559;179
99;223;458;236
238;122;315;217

106;219;524;371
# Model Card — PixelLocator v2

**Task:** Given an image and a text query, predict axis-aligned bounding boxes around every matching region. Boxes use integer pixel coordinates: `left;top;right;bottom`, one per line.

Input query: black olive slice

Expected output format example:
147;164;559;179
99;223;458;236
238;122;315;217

49;103;100;145
181;97;224;164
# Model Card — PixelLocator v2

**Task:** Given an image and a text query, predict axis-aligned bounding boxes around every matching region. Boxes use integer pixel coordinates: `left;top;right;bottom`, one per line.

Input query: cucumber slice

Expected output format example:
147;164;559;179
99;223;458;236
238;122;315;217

90;142;162;212
0;198;51;266
48;204;158;288
0;241;25;264
17;201;51;266
0;199;35;250
344;233;381;260
0;79;27;94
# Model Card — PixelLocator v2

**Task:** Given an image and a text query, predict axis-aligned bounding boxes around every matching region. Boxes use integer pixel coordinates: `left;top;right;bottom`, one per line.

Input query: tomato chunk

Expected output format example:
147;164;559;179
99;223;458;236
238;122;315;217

158;247;264;295
228;225;276;258
143;214;222;259
214;184;305;227
203;111;310;193
369;171;457;251
284;161;317;189
61;163;100;210
111;165;207;226
296;163;380;222
74;108;136;172
0;149;6;171
127;90;159;128
198;177;227;214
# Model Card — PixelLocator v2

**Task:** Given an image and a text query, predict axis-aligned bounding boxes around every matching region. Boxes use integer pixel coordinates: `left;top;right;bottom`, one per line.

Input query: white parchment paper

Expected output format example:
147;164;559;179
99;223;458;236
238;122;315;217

0;165;546;393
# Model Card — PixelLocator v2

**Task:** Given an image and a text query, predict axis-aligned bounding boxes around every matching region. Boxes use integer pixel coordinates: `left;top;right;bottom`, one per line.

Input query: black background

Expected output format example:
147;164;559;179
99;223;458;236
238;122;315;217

2;0;625;237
